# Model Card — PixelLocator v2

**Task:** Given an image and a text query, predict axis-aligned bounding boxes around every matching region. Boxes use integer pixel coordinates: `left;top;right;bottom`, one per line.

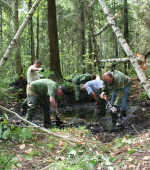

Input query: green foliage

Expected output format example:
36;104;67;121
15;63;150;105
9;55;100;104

0;113;33;142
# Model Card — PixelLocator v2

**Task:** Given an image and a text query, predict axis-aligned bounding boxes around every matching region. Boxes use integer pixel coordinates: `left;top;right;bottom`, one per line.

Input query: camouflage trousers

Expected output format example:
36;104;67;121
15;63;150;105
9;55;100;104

27;95;51;125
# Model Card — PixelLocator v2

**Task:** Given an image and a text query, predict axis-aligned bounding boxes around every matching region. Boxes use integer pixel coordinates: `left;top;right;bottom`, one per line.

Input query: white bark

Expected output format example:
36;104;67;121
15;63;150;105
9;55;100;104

100;58;129;63
0;0;41;66
90;0;97;8
95;12;121;36
0;105;79;145
98;0;150;98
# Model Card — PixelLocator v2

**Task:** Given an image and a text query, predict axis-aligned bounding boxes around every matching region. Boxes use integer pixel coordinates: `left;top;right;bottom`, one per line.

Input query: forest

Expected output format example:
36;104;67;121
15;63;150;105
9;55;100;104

0;0;150;169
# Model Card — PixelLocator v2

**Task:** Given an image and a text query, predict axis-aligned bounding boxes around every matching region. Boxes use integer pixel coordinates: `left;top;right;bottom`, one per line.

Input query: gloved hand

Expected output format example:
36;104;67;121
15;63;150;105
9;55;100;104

112;106;118;113
39;68;45;72
100;92;107;100
40;75;45;78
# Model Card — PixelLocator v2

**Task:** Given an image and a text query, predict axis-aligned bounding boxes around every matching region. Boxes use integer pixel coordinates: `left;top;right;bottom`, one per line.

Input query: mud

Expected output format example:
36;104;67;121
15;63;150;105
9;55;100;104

3;99;150;143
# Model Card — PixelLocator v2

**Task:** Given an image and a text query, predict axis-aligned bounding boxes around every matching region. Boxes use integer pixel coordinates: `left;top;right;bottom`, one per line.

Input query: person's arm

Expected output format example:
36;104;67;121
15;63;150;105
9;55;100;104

50;96;57;111
90;92;98;103
31;67;44;72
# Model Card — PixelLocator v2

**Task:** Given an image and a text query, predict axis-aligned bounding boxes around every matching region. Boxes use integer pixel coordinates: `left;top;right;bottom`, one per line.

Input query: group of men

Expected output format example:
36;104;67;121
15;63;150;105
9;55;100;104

21;60;131;128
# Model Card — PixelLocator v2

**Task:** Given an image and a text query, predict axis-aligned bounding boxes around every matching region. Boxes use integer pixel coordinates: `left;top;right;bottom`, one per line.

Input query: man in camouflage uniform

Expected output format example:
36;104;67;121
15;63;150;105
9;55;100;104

26;79;67;128
100;70;131;124
72;73;96;101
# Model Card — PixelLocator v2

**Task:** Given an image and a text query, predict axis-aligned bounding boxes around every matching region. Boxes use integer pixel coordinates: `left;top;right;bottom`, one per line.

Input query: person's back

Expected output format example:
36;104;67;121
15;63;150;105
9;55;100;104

85;80;103;97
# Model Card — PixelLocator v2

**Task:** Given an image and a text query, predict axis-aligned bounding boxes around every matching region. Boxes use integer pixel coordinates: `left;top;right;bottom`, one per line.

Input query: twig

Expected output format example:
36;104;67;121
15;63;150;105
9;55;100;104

131;124;140;135
0;105;79;145
136;162;141;170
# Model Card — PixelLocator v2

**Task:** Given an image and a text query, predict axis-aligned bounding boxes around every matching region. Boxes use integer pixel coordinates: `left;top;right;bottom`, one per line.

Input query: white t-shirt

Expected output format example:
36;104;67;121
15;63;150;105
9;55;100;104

27;65;40;83
85;80;103;96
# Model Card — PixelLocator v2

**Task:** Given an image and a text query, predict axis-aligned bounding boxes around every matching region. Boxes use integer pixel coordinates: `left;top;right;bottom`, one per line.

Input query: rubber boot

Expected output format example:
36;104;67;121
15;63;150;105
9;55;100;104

111;111;118;124
122;111;126;118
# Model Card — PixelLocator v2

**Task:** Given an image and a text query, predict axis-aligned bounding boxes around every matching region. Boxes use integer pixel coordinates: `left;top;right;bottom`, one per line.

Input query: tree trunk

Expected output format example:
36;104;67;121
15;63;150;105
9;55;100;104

0;0;2;52
98;0;150;98
12;0;23;75
88;31;93;74
79;0;86;73
84;0;102;77
48;0;62;78
29;0;35;64
0;0;41;66
36;8;39;59
124;0;129;44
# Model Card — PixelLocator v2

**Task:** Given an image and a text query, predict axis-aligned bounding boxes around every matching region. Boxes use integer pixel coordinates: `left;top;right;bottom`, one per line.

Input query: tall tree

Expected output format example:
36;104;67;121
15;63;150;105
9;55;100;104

79;0;86;73
36;8;39;59
29;0;35;64
0;0;2;52
12;0;22;75
48;0;61;78
124;0;129;44
85;0;102;77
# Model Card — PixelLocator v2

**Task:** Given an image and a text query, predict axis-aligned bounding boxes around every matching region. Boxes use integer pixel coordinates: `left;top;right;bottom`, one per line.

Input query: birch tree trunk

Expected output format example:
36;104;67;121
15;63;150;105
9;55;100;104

48;0;62;78
0;0;2;52
0;0;41;66
36;8;39;59
98;0;150;98
84;0;102;77
12;0;23;75
29;0;35;64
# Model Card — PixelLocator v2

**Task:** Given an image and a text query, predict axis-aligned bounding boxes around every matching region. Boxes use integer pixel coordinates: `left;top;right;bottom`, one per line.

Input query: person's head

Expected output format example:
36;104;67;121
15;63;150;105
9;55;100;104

103;71;113;84
56;86;67;96
90;74;96;80
34;60;42;68
81;84;86;91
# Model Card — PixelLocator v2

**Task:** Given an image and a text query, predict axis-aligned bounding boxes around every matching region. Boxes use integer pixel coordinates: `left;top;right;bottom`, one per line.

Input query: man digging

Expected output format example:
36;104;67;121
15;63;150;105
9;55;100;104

100;70;131;126
81;79;106;117
26;79;67;128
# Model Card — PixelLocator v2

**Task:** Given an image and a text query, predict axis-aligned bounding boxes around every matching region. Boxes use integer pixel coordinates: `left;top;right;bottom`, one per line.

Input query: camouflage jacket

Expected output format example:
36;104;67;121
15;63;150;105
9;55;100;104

102;70;131;106
72;73;91;85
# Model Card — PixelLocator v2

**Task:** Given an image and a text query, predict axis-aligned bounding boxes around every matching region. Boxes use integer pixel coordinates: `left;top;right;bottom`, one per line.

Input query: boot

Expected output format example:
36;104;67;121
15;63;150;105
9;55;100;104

111;111;118;124
121;111;126;118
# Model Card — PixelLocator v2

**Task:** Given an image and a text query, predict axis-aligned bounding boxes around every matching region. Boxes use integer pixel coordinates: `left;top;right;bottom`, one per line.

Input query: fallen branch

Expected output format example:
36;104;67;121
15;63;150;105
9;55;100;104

0;105;79;145
94;12;121;36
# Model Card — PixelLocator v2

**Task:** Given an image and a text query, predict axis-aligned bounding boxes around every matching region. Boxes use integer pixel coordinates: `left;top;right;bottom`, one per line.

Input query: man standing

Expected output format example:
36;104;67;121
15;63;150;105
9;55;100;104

27;60;44;83
26;79;67;128
100;70;131;124
72;73;96;101
20;60;44;115
81;79;106;115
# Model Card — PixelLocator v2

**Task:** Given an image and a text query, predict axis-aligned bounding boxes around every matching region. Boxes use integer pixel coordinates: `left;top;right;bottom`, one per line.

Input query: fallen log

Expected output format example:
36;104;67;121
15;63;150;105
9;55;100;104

0;105;79;145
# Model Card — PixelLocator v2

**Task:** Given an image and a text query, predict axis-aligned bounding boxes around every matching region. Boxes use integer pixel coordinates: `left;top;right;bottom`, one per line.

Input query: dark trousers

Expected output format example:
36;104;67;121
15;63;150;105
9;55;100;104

27;95;51;124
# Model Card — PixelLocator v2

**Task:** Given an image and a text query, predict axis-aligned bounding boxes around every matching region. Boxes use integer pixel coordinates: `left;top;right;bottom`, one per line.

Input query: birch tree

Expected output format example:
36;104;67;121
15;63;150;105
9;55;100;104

0;0;42;66
98;0;150;98
0;0;2;52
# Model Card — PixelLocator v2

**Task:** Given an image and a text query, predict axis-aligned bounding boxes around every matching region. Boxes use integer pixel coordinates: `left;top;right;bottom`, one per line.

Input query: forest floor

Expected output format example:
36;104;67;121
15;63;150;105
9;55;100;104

0;76;150;169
